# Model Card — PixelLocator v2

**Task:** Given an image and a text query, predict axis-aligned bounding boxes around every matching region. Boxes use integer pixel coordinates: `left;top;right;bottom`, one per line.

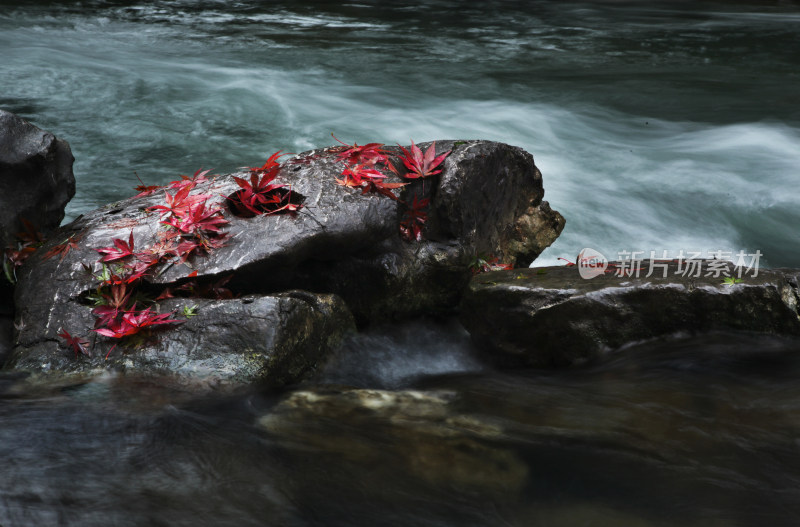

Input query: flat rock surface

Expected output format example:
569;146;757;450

460;261;800;366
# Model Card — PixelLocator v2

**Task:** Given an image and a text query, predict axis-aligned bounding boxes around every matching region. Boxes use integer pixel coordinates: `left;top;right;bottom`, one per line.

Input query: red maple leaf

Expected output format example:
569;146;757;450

172;237;204;263
256;187;302;214
4;217;44;279
141;237;178;264
43;234;82;261
395;140;450;179
134;185;162;198
335;164;386;187
331;134;389;166
248;151;288;175
230;168;284;215
361;179;407;201
92;305;121;330
335;165;406;200
133;171;164;197
167;168;213;190
117;253;161;284
469;254;514;274
149;184;211;221
96;231;136;262
197;274;235;299
399;194;430;241
162;201;228;235
227;164;303;217
94;307;183;339
58;328;91;358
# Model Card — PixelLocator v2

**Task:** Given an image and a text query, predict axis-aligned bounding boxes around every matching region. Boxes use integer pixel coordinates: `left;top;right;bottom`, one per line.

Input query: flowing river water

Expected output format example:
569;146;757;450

1;1;800;525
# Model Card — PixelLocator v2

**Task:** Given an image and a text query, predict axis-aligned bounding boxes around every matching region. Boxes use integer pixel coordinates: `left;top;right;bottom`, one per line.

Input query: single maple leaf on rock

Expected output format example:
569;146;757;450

331;134;389;166
58;329;91;358
96;232;136;263
395;140;450;179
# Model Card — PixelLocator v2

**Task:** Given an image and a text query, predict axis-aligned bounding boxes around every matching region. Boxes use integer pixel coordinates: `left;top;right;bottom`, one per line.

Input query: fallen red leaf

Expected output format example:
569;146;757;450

248;151;288;175
43;234;82;261
399;194;430;242
58;328;91;358
331;134;389;166
94;307;183;339
396;140;450;179
96;231;136;262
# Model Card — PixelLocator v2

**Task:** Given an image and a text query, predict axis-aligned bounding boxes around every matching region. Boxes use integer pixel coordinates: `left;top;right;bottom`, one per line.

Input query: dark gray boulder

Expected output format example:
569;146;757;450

7;292;354;389
6;139;562;386
460;262;800;367
0;109;75;248
239;140;563;320
0;110;76;367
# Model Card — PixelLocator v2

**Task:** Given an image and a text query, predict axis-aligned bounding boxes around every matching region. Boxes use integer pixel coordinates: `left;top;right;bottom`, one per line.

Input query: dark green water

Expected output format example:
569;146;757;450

2;1;800;525
3;325;800;526
1;0;799;265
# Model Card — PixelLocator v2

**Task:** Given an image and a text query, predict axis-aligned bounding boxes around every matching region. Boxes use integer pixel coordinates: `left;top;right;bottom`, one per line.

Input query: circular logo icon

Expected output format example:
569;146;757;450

577;248;607;279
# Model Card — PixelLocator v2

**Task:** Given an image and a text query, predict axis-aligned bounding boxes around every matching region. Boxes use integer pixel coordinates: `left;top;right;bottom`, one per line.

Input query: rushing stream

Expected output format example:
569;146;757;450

1;1;800;525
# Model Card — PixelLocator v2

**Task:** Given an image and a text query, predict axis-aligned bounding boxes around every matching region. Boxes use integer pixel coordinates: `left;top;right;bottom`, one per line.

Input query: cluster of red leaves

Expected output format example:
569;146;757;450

227;152;303;217
81;238;183;356
332;135;407;202
332;134;390;167
55;138;452;356
2;218;44;283
59;169;232;358
95;306;182;340
331;136;452;242
87;282;181;356
148;169;229;262
399;195;429;242
393;141;450;241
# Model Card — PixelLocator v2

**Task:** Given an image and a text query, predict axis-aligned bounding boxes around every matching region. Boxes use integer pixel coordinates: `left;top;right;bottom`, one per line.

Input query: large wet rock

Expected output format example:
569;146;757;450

0;110;76;367
460;262;800;367
6;140;561;384
229;139;562;320
7;292;353;389
0;109;75;248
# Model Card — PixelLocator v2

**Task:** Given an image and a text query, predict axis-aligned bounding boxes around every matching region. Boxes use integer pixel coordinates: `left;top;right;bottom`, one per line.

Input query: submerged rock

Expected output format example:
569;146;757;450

258;387;528;497
6;140;561;386
460;262;800;367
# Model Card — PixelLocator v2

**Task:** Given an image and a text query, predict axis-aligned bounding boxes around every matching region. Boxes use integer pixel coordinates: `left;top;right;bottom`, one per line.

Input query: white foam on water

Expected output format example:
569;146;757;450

1;1;798;265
